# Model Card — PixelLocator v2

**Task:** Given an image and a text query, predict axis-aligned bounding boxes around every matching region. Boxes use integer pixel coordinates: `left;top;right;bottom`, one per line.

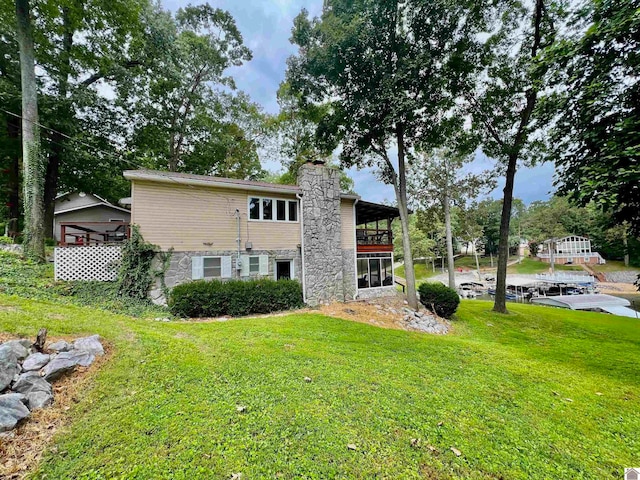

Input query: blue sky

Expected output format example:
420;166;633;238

161;0;556;205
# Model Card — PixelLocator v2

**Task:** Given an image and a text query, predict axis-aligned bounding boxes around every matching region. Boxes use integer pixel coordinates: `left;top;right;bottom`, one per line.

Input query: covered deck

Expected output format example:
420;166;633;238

355;200;400;253
59;221;130;246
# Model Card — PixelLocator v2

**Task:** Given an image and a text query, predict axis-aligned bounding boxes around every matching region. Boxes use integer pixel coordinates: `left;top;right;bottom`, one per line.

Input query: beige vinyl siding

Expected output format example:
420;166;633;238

340;199;355;249
131;181;300;251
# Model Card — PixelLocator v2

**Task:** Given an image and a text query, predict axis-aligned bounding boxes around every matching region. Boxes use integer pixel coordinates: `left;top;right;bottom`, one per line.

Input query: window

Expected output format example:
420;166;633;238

288;201;297;222
249;198;260;219
263;199;273;220
203;257;222;278
247;197;299;222
277;200;286;221
249;256;260;274
357;253;393;289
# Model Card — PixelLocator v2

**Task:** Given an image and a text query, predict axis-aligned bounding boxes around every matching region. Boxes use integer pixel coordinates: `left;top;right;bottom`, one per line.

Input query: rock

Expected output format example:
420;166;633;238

0;352;21;392
48;340;72;353
0;393;30;432
42;350;95;382
73;335;104;356
0;340;30;361
13;372;53;410
22;352;51;371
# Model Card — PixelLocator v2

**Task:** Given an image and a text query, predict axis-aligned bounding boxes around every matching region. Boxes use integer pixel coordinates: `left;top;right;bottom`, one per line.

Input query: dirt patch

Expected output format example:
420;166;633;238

0;336;113;480
598;282;638;294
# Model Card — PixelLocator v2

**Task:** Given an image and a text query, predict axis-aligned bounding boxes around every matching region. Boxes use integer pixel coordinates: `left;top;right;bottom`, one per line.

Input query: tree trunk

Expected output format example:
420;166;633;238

623;226;629;267
394;126;418;309
443;194;455;289
474;240;481;280
6;115;20;236
493;154;517;313
16;0;45;261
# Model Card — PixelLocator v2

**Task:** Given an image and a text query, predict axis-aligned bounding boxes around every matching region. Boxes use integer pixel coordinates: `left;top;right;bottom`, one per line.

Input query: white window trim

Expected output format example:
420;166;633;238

202;256;223;279
247;196;299;223
273;259;295;281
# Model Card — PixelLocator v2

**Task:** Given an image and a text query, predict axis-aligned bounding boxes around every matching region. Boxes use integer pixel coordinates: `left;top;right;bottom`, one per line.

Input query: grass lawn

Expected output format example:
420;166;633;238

1;296;638;479
507;257;585;275
394;262;438;281
591;260;640;273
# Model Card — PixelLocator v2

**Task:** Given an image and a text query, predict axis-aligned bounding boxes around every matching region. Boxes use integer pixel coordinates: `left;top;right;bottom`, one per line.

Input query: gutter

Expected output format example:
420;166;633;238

296;193;306;304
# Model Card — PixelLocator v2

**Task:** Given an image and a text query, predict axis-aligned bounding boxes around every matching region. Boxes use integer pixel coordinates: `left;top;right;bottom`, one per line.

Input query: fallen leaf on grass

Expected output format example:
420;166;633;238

236;405;246;413
304;376;312;383
437;421;444;427
410;438;420;448
595;392;603;396
427;445;437;453
450;447;462;457
231;473;243;479
347;444;357;451
564;398;573;402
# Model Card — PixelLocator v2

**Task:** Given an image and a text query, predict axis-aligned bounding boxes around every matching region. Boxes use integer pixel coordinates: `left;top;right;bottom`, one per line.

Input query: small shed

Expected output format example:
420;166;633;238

54;192;131;244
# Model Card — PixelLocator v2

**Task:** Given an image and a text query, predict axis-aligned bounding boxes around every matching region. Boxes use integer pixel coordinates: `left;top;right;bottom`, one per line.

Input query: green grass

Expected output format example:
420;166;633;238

1;296;638;479
394;262;438;281
591;260;640;273
507;257;584;275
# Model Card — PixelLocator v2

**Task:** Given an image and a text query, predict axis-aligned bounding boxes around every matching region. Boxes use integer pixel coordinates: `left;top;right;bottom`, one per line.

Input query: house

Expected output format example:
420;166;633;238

124;162;399;305
54;192;131;246
537;235;605;265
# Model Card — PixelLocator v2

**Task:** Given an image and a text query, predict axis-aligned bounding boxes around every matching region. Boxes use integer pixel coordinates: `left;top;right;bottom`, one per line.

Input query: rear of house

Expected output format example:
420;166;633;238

125;162;399;305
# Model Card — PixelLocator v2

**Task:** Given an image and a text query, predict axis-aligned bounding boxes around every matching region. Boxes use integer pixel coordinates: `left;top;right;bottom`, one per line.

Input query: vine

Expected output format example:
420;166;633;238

117;226;165;300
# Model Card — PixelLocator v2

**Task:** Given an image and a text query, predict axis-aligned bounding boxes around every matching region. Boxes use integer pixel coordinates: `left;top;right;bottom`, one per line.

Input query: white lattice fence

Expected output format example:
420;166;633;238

54;246;122;281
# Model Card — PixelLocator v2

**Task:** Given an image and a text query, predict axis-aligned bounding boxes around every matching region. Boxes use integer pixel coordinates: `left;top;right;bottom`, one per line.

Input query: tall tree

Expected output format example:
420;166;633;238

545;0;640;234
15;0;45;260
411;149;494;288
466;0;560;313
287;0;487;309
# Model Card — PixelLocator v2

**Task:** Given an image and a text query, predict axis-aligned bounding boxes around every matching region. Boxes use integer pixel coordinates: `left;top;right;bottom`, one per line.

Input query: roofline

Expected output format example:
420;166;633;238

124;170;302;195
55;203;131;216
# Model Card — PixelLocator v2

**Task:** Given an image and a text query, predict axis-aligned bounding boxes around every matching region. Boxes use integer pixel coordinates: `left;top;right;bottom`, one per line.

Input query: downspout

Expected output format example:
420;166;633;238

235;209;241;279
296;193;306;303
352;198;359;300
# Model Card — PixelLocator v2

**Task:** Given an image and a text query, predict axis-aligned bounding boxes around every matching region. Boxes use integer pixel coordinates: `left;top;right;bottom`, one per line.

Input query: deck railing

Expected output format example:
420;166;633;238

356;228;392;246
59;222;130;246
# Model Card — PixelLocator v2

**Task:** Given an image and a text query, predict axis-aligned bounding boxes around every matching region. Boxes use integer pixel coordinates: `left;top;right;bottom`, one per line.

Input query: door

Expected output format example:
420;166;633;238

276;260;292;280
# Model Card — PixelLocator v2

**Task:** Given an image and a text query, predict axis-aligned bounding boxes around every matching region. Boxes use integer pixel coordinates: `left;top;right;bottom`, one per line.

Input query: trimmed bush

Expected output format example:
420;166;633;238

418;282;460;318
168;279;304;318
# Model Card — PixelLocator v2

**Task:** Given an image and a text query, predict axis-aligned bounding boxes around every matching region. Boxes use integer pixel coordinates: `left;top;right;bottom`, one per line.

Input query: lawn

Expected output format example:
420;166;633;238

1;296;638;479
591;260;640;273
507;257;585;275
394;262;438;281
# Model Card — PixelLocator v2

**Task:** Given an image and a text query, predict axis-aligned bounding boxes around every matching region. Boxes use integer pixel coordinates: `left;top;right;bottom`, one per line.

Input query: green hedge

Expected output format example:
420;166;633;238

168;279;304;318
418;282;460;318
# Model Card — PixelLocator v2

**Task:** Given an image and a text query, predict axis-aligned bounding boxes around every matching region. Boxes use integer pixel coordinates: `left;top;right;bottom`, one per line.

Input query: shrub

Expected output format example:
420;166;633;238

0;235;14;245
418;282;460;318
169;279;304;318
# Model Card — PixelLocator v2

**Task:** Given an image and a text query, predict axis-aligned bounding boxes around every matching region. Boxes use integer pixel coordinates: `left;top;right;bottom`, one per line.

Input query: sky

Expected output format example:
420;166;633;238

161;0;557;205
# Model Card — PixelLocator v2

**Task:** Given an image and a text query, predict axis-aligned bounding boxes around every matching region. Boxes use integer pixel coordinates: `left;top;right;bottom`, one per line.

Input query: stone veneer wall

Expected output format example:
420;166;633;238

298;164;345;305
355;285;398;300
342;249;357;300
150;249;301;305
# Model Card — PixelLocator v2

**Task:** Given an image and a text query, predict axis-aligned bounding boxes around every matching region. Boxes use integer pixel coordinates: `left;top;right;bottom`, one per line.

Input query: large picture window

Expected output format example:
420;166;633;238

248;197;298;222
357;253;393;289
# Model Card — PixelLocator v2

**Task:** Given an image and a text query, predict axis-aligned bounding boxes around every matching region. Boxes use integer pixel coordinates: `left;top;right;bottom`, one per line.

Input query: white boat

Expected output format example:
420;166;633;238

530;294;639;318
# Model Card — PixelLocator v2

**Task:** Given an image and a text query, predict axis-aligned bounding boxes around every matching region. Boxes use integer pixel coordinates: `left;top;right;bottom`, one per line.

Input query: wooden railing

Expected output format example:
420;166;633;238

356;228;393;252
59;222;130;246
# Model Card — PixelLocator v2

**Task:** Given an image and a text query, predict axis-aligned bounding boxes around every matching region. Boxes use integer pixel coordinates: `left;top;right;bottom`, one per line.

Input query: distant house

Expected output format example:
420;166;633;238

54;192;131;245
124;162;400;305
537;235;605;265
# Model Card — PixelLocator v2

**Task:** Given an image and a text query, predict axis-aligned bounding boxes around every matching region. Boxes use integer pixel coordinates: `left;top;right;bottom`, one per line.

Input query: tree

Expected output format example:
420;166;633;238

466;0;560;313
287;0;487;309
545;0;640;235
15;0;45;260
411;148;494;288
392;214;435;265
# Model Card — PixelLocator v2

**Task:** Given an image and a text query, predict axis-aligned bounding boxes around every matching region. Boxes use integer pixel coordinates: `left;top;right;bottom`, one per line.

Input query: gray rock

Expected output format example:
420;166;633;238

48;340;72;352
73;335;104;356
0;393;30;432
22;352;50;371
42;350;95;382
0;352;21;392
0;340;30;361
13;372;53;410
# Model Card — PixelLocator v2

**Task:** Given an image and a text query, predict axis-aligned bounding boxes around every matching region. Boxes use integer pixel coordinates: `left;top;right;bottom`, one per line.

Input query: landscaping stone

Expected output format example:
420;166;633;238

48;340;72;352
0;351;21;392
42;350;95;382
13;372;54;410
0;393;30;432
403;310;449;334
74;335;104;356
0;340;30;361
22;352;51;371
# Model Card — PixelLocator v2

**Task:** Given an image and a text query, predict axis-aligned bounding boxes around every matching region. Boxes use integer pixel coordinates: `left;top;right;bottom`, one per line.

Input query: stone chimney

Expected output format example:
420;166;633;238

297;162;345;305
